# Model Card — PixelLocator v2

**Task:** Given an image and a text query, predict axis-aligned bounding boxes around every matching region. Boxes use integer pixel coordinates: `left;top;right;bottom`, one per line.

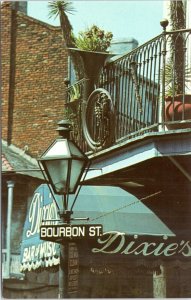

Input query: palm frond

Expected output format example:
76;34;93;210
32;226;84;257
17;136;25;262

48;0;75;48
48;1;76;19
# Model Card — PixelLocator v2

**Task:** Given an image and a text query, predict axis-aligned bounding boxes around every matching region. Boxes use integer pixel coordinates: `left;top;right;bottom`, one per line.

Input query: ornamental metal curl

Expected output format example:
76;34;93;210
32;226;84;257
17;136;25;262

82;88;115;151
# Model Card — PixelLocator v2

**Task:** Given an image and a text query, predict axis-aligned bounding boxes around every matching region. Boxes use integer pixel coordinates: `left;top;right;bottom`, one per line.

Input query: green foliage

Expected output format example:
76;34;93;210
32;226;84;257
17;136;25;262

164;60;191;96
74;25;113;52
69;84;81;101
48;0;76;48
48;3;113;53
48;1;76;19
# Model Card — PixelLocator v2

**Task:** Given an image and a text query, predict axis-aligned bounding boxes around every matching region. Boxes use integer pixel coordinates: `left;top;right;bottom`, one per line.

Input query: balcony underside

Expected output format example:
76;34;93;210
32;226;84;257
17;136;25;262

83;130;191;235
84;129;191;186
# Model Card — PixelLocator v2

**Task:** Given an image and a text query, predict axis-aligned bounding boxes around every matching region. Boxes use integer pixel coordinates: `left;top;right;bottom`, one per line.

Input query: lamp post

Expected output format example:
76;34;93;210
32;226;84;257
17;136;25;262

38;120;89;298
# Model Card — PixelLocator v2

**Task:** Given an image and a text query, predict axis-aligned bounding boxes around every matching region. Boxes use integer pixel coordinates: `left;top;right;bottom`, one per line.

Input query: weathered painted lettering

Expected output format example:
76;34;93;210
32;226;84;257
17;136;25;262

26;192;58;237
92;231;125;254
92;232;191;259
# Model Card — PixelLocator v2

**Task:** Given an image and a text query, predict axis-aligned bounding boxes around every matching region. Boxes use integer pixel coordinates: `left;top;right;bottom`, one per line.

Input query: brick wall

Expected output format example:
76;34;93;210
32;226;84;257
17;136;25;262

1;3;68;158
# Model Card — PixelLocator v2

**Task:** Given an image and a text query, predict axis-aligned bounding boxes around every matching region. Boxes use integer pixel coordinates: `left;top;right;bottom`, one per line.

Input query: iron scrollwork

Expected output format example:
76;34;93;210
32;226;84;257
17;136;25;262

82;88;115;151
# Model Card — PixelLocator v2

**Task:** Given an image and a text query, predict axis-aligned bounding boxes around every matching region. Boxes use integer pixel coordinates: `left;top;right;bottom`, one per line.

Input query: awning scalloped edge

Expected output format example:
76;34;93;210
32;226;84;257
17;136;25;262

20;256;60;272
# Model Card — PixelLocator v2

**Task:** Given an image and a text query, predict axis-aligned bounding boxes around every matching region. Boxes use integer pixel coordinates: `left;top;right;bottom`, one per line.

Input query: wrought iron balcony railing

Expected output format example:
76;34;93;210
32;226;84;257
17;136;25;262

66;27;191;154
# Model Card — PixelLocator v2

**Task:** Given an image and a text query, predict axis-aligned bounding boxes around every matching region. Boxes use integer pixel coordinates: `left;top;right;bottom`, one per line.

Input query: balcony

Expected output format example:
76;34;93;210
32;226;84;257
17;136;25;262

66;27;191;155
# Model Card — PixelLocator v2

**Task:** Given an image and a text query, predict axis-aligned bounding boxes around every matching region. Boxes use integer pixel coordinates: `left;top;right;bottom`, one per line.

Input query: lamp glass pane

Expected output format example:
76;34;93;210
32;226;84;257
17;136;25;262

45;159;69;194
69;159;86;193
44;140;70;158
68;141;85;158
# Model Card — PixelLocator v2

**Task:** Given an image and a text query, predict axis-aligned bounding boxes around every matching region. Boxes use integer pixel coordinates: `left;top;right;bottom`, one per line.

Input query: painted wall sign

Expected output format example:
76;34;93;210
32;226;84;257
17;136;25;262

20;184;60;272
20;184;190;273
40;224;103;242
92;231;191;259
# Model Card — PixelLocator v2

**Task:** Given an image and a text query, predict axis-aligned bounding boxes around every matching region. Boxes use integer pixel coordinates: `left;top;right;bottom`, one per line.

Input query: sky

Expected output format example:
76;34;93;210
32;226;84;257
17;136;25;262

28;1;164;46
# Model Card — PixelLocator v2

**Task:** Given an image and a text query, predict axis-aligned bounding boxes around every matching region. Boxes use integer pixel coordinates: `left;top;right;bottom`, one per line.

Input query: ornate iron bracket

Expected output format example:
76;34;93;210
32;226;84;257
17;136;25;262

82;88;115;151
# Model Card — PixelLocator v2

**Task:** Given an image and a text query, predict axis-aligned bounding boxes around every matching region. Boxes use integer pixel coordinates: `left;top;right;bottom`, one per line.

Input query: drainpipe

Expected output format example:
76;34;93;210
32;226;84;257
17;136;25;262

7;4;18;145
6;180;14;278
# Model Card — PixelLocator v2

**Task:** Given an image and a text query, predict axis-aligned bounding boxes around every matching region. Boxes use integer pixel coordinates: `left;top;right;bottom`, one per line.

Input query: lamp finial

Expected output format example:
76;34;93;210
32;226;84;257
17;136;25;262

56;120;72;139
160;19;169;31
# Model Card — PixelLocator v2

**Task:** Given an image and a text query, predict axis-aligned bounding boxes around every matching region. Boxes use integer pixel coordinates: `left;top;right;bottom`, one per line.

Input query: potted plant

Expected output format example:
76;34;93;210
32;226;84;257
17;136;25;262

48;2;114;92
164;61;191;129
74;25;113;53
69;25;114;94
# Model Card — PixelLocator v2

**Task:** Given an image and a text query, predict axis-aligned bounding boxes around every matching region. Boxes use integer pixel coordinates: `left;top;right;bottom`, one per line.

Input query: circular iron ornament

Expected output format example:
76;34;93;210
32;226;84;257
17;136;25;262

82;88;115;151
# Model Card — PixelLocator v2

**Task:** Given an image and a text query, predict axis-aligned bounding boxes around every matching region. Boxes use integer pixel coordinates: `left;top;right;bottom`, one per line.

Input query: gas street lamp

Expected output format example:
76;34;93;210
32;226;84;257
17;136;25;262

38;120;89;298
39;120;88;196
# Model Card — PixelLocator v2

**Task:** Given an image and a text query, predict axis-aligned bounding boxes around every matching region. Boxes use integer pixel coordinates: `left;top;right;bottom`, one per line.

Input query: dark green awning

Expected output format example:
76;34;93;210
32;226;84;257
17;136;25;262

65;186;174;236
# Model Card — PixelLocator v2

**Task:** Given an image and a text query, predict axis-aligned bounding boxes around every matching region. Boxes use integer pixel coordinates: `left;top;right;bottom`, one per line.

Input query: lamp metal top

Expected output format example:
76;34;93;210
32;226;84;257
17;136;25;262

56;120;72;139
